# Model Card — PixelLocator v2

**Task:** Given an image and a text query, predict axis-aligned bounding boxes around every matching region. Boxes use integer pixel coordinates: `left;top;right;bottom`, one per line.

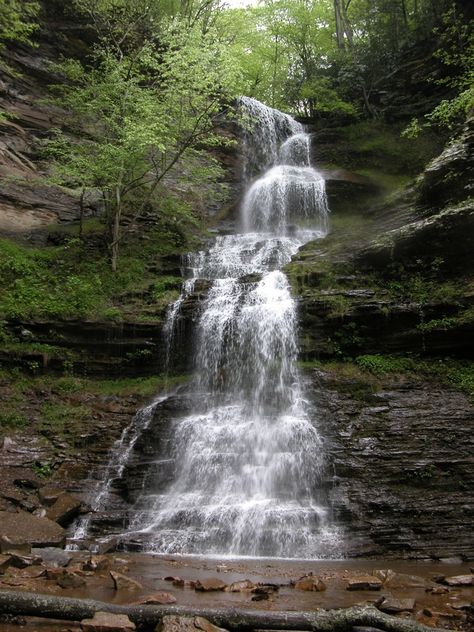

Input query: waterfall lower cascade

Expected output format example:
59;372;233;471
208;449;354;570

123;97;341;558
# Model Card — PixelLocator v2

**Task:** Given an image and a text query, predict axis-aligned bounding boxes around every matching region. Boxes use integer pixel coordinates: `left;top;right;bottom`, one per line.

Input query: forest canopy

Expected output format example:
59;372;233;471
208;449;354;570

2;0;472;271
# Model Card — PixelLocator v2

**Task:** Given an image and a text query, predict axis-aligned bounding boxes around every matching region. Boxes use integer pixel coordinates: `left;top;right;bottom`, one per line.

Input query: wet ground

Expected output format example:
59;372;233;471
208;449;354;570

0;553;473;631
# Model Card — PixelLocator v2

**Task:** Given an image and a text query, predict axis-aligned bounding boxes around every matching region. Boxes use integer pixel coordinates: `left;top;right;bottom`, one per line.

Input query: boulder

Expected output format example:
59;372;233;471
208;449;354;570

378;597;416;613
295;575;327;591
346;576;383;591
110;571;142;591
81;611;136;632
443;574;474;587
0;511;65;548
46;493;82;526
194;578;227;591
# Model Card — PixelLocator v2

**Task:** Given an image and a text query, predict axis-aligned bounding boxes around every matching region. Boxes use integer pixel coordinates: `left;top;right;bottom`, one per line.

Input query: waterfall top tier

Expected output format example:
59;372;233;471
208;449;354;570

238;97;329;237
239;96;303;180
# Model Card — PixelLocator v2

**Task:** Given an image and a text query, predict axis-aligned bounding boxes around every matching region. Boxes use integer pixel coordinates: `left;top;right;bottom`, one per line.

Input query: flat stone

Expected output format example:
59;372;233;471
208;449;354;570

0;511;65;548
32;547;72;567
347;576;383;591
444;574;474;586
46;493;82;526
295;576;327;591
138;592;177;604
110;570;142;591
378;597;416;613
56;569;86;589
194;578;227;591
81;611;136;632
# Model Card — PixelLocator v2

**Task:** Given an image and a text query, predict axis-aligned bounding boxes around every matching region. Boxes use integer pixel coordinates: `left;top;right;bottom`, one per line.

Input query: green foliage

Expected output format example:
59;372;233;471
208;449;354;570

32;461;53;479
403;6;474;136
0;0;39;47
46;2;241;271
0;233;188;321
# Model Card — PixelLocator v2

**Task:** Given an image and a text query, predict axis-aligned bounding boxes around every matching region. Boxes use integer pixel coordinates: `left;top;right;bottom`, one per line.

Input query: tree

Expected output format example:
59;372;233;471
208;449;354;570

47;1;240;271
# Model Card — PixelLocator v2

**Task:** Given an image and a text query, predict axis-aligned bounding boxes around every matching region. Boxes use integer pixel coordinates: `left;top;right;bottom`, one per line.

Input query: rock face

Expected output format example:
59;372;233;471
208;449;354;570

0;510;65;548
312;369;474;559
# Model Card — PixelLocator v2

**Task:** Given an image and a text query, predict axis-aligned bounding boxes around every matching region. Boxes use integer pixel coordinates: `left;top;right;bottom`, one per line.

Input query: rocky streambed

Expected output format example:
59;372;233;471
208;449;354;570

0;550;473;631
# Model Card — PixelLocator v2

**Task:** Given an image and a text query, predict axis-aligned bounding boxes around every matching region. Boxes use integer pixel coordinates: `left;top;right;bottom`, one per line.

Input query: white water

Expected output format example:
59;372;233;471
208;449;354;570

124;97;340;558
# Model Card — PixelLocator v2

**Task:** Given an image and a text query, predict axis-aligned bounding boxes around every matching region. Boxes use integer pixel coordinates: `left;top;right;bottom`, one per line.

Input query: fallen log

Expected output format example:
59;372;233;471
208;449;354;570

0;590;444;632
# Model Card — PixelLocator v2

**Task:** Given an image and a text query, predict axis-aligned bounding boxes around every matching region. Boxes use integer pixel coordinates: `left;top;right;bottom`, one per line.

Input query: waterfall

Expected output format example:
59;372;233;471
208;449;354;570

121;97;340;558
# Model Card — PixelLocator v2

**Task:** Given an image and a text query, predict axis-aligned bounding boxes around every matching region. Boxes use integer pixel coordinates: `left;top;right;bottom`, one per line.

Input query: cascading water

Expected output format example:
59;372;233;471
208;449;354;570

122;97;341;557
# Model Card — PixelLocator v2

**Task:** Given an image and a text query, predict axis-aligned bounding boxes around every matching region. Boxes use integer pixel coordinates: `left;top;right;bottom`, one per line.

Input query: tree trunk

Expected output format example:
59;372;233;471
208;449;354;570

0;591;446;632
334;0;345;49
110;185;122;272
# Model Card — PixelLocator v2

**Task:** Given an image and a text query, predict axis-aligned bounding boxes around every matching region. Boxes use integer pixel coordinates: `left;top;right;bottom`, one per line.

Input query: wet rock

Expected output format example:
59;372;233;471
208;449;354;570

194;616;228;632
378;597;416;613
83;554;109;572
251;593;269;601
295;575;327;591
0;554;12;574
252;584;279;594
429;586;449;594
225;579;256;592
56;569;86;589
346;576;383;591
8;553;42;568
443;574;474;586
110;570;143;591
0;535;32;556
194;578;227;591
138;592;177;604
81;611;136;632
157;616;228;632
96;538;118;554
38;486;64;506
0;511;65;548
32;547;72;568
46;492;82;526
